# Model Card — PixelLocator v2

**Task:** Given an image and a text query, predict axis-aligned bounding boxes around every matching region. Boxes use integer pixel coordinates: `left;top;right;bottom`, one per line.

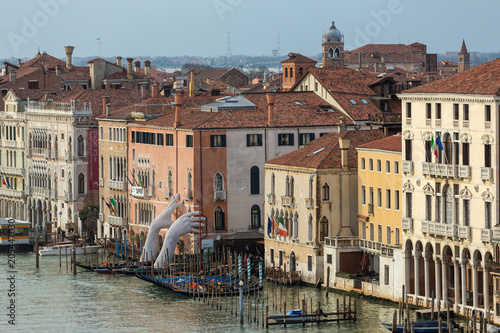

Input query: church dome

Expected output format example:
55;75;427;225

323;21;342;43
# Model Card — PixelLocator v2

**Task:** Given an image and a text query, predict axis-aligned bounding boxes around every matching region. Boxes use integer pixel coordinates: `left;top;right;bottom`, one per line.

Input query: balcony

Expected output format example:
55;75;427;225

493;229;500;240
481;167;492;181
98;213;103;222
481;229;493;243
359;239;399;257
214;190;226;201
50;150;58;159
65;151;73;162
164;188;173;199
29;148;45;156
267;194;275;205
131;186;145;198
184;188;193;201
0;188;24;198
281;196;294;207
108;180;127;191
458;166;470;179
305;198;314;209
108;216;126;227
421;220;457;238
402;217;413;233
4;140;17;148
64;192;73;201
3;166;25;177
99;178;104;187
458;226;471;241
402;161;413;174
325;236;359;248
422;162;457;178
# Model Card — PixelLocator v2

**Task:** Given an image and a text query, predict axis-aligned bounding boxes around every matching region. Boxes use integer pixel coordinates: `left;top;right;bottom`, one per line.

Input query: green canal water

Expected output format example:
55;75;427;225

1;253;407;332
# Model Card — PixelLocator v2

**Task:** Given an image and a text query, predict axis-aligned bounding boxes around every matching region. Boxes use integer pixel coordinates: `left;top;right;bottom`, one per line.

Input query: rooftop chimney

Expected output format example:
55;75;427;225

55;65;61;77
337;117;347;133
64;45;74;70
151;83;159;98
266;92;276;127
141;85;147;99
358;52;362;69
174;93;184;128
144;60;151;76
17;59;21;67
103;96;110;117
338;136;350;170
9;71;16;83
116;56;122;67
134;60;140;73
126;58;133;80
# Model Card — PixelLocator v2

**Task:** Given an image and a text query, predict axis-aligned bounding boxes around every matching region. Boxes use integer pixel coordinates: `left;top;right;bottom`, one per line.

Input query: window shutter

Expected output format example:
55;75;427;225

222;135;226;147
299;134;304;146
257;134;262;146
289;134;294;146
221;211;225;229
246;134;250;146
210;135;214;147
311;133;315;141
278;134;283;146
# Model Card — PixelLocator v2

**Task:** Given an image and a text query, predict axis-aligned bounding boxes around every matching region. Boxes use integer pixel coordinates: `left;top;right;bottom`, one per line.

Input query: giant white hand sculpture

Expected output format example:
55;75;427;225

140;194;205;265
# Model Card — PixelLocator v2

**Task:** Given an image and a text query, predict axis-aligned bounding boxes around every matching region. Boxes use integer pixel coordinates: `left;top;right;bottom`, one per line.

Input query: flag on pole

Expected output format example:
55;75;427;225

267;216;272;237
277;217;288;236
105;199;115;214
137;175;145;188
126;176;134;186
109;197;116;208
272;216;278;235
0;175;6;187
436;136;444;151
430;136;438;158
3;174;10;189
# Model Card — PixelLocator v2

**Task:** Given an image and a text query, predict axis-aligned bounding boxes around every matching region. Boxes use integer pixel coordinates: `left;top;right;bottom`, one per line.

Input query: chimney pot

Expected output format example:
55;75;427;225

17;59;21;67
134;60;140;73
144;60;151;76
64;45;75;70
102;96;110;117
174;93;184;128
116;56;122;67
152;83;160;98
126;58;133;80
266;92;276;127
339;136;350;169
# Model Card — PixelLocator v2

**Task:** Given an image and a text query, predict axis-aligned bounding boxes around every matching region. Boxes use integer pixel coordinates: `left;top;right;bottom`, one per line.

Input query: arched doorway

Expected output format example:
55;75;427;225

290;251;296;272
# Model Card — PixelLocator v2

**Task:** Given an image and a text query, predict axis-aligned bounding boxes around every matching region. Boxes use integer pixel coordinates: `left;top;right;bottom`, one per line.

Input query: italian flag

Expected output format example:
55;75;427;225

430;136;438;159
277;217;288;236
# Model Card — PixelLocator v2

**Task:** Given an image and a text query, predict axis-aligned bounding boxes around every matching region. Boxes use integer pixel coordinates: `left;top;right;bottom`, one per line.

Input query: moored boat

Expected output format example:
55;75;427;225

381;320;459;332
269;309;323;323
0;218;33;253
39;244;101;256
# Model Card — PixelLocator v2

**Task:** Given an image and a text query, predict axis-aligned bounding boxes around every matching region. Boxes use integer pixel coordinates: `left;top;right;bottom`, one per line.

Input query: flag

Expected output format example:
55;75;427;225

109;197;116;208
126;176;134;186
277;217;288;236
436;136;444;151
272;217;278;235
267;216;272;237
137;175;145;188
130;171;138;186
105;199;115;214
430;136;438;158
0;174;5;187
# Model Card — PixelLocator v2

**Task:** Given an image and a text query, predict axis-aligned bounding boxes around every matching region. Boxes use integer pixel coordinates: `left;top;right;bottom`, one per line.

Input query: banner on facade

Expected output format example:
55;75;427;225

87;129;99;190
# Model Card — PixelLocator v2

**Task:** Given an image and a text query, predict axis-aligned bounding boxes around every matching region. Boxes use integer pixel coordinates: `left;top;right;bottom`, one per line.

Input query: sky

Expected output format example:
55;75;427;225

1;0;499;59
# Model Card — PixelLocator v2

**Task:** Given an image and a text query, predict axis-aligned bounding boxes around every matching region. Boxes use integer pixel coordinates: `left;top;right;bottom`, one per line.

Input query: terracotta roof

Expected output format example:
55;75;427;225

7;89;47;101
345;43;427;66
187;68;230;80
280;53;317;64
305;67;377;95
357;134;401;152
403;58;500;95
266;130;385;169
104;71;150;81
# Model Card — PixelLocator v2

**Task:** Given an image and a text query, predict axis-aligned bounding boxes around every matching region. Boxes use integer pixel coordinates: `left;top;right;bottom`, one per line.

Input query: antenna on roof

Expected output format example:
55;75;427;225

97;38;102;57
226;32;232;58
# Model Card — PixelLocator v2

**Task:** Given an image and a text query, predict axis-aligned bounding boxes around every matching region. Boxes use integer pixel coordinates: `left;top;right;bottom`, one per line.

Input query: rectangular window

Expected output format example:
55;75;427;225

131;131;135;143
246;134;262;147
406;192;412;218
463;199;470;226
270;248;274;264
405;139;412;161
406;102;412;119
425;140;432;162
386;227;391;245
384;266;390;285
362;222;366;239
165;133;174;146
369;158;373;171
485;105;492;122
463;104;469;121
361;158;366;170
462;142;469;166
156;133;164;145
453;104;459;120
377;159;381;172
299;133;315;146
61;169;64;178
326;254;332;264
278;133;294;146
307;255;313;272
485;144;492;167
395;228;400;245
386;160;390;173
28;81;39;89
370;223;374;241
378;225;382;243
186;135;193;147
386;189;391;209
425;195;432;221
210;134;226;147
279;250;283;267
361;185;366;205
394;161;399;175
377;188;382;208
435;103;442;119
426;103;432;119
485;202;492;229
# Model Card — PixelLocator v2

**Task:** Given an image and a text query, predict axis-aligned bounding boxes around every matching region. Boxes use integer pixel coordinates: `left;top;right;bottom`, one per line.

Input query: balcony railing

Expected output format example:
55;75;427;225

402;217;413;233
324;236;359;248
481;229;493;243
458;166;470;179
0;188;23;198
305;198;314;209
108;216;126;227
422;162;457;178
493;229;500;240
98;213;103;222
267;194;275;205
164;188;173;199
4;140;18;148
99;178;104;187
281;196;294;207
3;166;25;177
214;190;226;201
131;186;146;198
108;180;127;191
65;151;73;162
402;161;413;174
421;220;457;238
458;226;471;241
481;167;492;181
64;192;73;201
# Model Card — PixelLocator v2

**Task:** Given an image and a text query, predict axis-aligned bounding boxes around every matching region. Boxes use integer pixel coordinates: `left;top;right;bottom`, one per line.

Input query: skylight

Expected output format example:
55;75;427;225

349;99;357;105
307;147;325;156
294;101;306;106
360;98;368;104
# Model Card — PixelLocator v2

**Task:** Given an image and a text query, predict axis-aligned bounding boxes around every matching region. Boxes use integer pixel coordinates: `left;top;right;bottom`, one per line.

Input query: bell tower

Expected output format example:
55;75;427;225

322;21;344;68
458;39;470;73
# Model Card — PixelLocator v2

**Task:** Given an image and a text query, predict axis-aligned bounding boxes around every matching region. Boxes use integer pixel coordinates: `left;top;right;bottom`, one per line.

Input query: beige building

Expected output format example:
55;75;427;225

265;129;384;285
399;58;500;320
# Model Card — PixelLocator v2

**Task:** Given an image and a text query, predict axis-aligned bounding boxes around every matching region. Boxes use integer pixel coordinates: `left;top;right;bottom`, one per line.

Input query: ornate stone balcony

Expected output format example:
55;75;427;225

481;167;493;181
458;226;471;241
305;198;314;209
481;229;493;243
458;166;470;179
281;196;294;207
214;190;226;201
108;180;127;191
267;194;275;205
3;166;25;177
0;188;24;198
421;220;457;238
422;162;457;179
109;216;126;227
64;192;73;201
402;217;413;233
402;161;413;174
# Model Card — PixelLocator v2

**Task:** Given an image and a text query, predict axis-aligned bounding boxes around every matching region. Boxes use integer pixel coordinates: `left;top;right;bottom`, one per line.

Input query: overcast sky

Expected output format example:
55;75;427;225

2;0;499;59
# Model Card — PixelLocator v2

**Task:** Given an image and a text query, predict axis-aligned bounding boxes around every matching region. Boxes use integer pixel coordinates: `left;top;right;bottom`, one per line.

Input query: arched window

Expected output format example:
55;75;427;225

328;48;334;58
250;166;259;195
167;171;173;196
290;67;293;78
293;212;298;239
285;176;289;196
444;185;453;224
322;183;330;201
100;126;103;139
320;216;329;242
288;177;294;197
78;173;85;194
271;173;275;195
307;214;313;242
334;48;340;58
108;127;111;140
77;135;84;157
284;67;288;78
251;205;261;229
214;172;224;191
214;206;225;230
443;133;452;165
309;176;314;199
187;172;192;200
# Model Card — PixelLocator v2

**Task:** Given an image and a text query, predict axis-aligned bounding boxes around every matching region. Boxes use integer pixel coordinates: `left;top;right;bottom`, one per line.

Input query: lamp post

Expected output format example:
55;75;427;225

239;279;244;324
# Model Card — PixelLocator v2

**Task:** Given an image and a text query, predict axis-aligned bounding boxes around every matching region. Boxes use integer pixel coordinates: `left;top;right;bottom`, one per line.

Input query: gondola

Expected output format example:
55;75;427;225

381;320;460;332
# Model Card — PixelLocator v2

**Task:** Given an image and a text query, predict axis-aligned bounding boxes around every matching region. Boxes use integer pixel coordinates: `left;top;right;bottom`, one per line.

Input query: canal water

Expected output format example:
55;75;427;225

1;253;406;332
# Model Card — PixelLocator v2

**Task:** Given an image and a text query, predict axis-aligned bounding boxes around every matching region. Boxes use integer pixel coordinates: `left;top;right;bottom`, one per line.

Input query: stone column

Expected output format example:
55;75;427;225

483;262;489;315
424;253;430;302
434;255;441;303
413;250;421;300
461;259;467;312
442;257;448;305
404;250;411;296
473;259;479;309
454;260;460;311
